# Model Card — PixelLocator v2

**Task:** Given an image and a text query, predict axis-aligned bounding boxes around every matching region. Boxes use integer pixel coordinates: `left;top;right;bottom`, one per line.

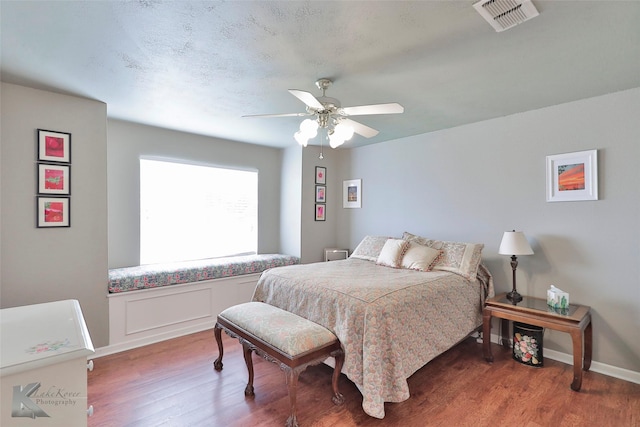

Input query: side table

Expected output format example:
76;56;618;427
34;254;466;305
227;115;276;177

483;292;592;391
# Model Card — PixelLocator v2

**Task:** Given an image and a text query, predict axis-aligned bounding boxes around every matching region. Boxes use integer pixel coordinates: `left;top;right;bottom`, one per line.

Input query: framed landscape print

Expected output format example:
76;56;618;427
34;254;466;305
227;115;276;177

546;150;598;202
343;179;362;208
38;129;71;163
37;196;70;227
38;163;70;195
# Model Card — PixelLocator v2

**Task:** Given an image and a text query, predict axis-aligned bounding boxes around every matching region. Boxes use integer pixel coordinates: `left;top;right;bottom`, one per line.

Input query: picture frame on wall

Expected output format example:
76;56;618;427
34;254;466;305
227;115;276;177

37;129;71;163
546;149;598;202
343;179;362;208
315;166;326;184
315;185;326;203
315;204;326;221
37;196;70;228
38;163;70;195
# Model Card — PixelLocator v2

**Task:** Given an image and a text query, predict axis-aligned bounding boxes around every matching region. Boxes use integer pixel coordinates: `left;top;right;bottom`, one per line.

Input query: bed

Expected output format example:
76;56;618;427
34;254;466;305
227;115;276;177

252;233;494;419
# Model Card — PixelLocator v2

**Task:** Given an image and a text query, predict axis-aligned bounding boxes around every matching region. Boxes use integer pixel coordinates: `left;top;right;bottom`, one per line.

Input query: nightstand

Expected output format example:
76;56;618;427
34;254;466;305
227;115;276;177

482;292;592;391
324;248;349;262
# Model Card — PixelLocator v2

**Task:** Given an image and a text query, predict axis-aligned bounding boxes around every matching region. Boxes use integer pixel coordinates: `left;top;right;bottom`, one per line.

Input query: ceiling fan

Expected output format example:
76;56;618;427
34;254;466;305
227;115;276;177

243;78;404;148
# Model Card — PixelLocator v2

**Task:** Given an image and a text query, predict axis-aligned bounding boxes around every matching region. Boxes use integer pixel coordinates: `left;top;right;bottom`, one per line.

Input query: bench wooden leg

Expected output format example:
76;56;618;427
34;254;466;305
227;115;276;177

213;325;224;371
284;367;300;427
331;349;345;405
242;343;255;396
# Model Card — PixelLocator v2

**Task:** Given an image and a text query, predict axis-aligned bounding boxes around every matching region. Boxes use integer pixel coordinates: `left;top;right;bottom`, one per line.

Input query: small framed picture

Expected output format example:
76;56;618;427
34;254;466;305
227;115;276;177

38;129;71;163
38;164;70;195
315;185;326;203
343;179;362;208
546;150;598;202
37;196;70;228
315;204;326;221
315;166;326;184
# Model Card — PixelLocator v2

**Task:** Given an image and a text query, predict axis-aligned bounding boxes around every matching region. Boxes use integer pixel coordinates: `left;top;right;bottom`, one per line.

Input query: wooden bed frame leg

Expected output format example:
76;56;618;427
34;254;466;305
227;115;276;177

213;325;224;371
331;350;345;405
242;343;255;396
284;368;300;427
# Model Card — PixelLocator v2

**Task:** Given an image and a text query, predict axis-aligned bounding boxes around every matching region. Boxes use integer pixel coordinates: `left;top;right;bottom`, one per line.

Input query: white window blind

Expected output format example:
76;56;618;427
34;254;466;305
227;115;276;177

140;158;258;265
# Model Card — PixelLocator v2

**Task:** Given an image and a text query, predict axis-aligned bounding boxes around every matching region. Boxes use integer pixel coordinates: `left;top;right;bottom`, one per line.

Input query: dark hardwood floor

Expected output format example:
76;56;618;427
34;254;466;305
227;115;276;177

88;330;640;427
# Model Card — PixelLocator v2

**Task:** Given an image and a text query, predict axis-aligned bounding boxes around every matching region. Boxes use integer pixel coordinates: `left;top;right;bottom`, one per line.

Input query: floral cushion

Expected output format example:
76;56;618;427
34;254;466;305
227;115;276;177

401;242;442;272
219;302;337;357
108;254;300;293
350;236;393;261
403;232;484;280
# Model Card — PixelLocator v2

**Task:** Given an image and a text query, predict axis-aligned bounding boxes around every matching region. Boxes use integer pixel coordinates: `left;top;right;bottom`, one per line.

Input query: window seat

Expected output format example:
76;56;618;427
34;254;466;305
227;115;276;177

105;254;300;354
108;254;300;293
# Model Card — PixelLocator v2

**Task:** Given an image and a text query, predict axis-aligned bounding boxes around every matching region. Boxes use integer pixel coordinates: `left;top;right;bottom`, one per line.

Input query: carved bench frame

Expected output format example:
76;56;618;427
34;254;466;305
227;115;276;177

214;314;345;427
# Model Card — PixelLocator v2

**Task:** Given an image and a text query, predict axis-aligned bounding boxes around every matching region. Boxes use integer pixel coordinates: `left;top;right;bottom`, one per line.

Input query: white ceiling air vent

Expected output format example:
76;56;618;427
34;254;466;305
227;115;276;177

473;0;539;32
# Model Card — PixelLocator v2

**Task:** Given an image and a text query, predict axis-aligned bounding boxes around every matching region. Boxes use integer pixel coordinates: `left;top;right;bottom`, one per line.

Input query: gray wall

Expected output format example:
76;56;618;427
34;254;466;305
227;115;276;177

300;145;341;263
107;119;284;268
279;145;302;258
1;83;109;347
332;88;640;373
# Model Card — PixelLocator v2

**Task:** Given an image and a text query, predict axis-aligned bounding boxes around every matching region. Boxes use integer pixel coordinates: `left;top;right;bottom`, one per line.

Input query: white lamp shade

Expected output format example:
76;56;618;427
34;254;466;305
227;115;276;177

328;133;344;148
499;231;534;256
299;119;318;138
334;122;354;141
294;131;308;147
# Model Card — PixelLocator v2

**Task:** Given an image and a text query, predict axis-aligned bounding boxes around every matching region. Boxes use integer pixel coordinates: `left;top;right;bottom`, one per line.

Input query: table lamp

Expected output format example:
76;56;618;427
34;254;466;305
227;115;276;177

499;230;534;303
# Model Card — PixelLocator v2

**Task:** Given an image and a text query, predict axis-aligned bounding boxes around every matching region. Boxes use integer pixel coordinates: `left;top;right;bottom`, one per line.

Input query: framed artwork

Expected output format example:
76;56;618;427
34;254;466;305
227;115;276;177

38;129;71;163
315;185;326;203
38;163;70;195
546;150;598;202
37;196;70;228
315;166;326;184
315;204;326;221
343;179;362;208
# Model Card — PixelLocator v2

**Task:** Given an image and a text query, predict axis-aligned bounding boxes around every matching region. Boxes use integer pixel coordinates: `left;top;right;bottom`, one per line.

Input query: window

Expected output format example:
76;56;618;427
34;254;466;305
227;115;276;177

140;158;257;265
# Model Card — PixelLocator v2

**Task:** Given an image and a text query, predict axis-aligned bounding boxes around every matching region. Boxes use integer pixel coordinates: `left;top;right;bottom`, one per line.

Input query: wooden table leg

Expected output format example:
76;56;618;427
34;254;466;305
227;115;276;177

584;316;593;371
500;319;511;348
570;328;583;391
483;309;493;362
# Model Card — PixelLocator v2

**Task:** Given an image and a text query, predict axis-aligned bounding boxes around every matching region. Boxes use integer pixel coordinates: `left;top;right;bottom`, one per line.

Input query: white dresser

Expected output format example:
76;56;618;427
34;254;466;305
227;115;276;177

1;300;95;426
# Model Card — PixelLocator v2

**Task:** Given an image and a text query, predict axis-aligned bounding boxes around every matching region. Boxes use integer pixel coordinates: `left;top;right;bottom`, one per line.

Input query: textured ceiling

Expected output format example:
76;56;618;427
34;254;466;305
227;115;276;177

2;1;639;149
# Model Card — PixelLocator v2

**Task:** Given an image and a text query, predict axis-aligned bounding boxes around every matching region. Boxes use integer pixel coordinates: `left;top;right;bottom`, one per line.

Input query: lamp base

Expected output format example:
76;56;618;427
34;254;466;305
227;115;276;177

506;290;523;303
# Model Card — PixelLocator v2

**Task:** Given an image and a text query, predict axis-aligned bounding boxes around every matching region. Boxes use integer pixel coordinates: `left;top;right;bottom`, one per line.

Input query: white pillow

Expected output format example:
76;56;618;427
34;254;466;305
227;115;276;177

401;242;442;272
376;239;409;268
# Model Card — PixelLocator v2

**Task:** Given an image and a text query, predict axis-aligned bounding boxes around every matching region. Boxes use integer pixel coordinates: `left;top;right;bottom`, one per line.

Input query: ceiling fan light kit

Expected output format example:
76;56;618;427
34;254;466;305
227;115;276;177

244;78;404;149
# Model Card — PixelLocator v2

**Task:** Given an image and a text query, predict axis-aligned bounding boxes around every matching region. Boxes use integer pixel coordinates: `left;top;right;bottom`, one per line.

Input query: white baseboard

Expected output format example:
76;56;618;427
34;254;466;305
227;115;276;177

91;322;215;358
489;332;640;385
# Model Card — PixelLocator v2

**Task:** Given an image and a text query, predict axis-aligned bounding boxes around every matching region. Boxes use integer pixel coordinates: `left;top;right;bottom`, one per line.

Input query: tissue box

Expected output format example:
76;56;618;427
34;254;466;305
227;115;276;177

547;286;569;311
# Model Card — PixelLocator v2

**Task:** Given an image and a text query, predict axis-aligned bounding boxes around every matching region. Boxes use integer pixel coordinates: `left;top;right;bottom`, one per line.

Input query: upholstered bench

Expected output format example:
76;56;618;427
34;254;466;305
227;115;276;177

213;302;345;427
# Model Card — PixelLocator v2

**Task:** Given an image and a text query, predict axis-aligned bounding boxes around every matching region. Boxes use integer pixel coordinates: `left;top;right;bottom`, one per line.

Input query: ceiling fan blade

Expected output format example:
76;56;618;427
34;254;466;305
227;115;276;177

342;118;379;138
242;112;310;118
288;89;324;110
341;103;404;116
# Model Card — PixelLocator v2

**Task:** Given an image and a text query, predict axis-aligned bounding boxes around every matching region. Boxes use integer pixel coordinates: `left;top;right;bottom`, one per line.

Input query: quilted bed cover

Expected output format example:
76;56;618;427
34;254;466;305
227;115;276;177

252;258;494;419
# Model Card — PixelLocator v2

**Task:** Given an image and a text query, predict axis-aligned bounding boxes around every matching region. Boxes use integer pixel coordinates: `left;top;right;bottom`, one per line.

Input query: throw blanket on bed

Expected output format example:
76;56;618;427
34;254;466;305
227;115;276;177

253;258;493;419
